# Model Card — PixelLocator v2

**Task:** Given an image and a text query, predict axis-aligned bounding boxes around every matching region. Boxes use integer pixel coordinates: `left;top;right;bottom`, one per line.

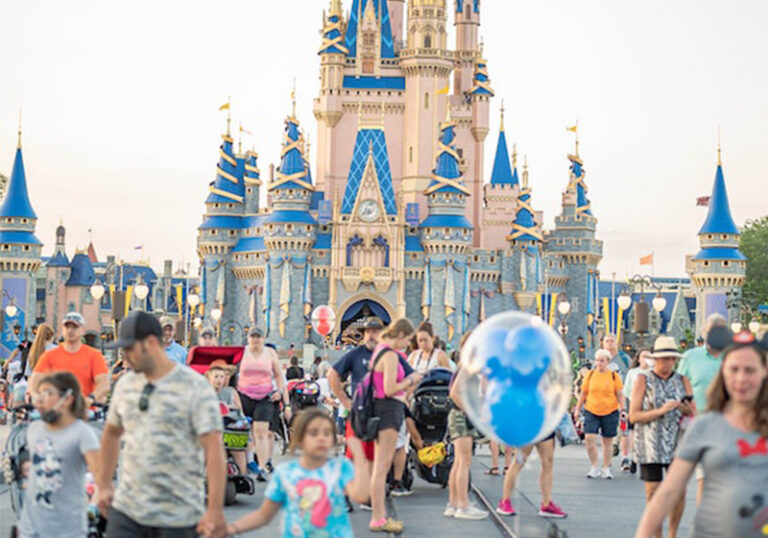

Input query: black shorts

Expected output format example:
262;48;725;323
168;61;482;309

373;398;405;433
583;410;619;438
107;508;197;537
640;463;670;482
240;392;275;423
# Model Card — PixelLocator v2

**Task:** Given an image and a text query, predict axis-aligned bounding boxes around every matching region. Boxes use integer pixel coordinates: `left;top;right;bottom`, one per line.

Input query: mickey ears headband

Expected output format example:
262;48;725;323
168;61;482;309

729;330;768;351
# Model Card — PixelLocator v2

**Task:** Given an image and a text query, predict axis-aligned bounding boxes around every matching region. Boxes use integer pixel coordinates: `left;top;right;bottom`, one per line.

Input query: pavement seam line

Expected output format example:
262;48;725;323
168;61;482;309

471;483;518;538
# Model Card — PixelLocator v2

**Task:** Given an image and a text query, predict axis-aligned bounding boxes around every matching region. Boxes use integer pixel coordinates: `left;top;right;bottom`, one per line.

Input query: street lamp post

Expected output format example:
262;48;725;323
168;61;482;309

621;275;667;349
210;305;223;338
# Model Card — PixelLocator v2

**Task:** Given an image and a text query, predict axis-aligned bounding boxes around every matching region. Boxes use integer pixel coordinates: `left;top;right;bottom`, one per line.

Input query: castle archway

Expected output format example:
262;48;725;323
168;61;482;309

336;293;394;345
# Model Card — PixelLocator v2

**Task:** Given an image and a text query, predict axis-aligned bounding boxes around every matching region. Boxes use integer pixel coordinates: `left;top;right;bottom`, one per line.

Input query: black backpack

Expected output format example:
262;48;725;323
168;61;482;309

350;348;389;442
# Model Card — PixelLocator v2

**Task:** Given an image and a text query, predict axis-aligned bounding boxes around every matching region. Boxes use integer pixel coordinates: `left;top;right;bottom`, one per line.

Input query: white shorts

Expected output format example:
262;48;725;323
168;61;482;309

396;421;408;450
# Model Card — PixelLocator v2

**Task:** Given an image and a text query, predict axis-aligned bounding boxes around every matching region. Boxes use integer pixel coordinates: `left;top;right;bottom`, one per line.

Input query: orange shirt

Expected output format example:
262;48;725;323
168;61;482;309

34;344;109;397
584;369;623;416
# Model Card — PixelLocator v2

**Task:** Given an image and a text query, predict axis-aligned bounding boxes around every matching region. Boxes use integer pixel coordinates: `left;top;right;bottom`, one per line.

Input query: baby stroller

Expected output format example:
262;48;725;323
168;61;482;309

408;368;455;487
1;403;107;538
288;379;321;414
188;346;255;505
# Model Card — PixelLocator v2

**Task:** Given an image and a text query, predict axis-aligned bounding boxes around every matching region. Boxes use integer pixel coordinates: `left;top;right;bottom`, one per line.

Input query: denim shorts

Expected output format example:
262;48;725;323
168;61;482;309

583;409;619;438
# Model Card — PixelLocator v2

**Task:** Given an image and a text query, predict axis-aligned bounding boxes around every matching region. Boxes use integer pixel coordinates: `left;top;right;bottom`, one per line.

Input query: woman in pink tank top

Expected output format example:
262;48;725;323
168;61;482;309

368;318;422;534
236;327;289;480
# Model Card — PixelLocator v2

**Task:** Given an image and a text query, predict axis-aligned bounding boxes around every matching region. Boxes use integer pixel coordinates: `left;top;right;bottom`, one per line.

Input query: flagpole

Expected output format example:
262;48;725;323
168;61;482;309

611;272;616;334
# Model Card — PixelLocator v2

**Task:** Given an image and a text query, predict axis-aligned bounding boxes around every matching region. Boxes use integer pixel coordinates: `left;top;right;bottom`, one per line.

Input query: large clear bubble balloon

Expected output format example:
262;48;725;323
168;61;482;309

458;311;572;447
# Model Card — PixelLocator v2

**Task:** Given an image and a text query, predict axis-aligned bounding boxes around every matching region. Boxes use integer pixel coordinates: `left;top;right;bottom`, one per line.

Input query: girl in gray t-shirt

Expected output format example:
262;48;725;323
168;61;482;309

19;372;100;538
635;338;768;538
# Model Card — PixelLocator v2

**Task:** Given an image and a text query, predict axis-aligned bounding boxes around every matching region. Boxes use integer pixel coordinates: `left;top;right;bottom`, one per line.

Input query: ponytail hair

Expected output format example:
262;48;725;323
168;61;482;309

38;372;87;420
28;323;55;372
380;318;415;340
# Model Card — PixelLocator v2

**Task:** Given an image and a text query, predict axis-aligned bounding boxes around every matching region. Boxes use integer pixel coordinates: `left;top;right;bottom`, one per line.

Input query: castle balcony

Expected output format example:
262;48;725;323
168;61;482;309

340;266;394;293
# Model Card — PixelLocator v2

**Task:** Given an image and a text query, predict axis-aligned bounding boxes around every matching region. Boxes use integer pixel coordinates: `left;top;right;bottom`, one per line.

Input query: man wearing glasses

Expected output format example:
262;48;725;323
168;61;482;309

96;311;227;538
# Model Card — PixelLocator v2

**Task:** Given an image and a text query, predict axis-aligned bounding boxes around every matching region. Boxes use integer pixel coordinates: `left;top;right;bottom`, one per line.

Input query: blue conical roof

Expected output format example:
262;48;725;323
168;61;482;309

425;122;469;195
344;0;395;59
342;128;397;215
469;59;494;96
698;163;739;235
319;10;348;55
244;151;261;186
205;133;245;204
568;155;592;216
65;252;96;287
46;251;70;267
269;117;314;191
490;130;516;186
0;148;37;219
508;167;542;242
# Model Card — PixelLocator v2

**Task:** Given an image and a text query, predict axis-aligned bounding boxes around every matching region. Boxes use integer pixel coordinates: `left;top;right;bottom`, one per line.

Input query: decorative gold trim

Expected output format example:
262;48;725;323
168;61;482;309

208;187;243;203
219;149;237;167
217;166;240;184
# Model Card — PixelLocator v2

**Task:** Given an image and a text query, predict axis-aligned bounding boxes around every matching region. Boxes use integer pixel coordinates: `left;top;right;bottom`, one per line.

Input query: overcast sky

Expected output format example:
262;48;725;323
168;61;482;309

1;0;765;279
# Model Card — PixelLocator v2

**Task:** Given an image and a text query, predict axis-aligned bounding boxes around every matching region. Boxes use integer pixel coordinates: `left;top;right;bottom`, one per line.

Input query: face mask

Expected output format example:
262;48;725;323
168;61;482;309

41;389;73;424
645;359;656;369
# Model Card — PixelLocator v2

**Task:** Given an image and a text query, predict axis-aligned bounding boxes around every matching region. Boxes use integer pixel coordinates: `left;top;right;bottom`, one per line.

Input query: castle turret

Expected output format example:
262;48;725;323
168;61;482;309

466;51;493;239
481;105;518;249
0;126;42;357
401;0;453;220
687;147;745;336
243;149;261;214
504;157;543;311
197;112;246;329
454;0;480;95
263;101;317;343
420;117;472;346
544;134;603;352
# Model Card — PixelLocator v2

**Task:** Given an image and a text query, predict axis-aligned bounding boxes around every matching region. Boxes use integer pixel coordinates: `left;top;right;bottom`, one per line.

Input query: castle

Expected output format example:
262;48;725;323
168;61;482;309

196;0;606;351
0;1;746;359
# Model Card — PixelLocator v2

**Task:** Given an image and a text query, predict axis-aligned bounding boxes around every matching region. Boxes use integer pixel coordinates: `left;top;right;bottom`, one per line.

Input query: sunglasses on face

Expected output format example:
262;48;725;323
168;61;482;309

139;383;156;412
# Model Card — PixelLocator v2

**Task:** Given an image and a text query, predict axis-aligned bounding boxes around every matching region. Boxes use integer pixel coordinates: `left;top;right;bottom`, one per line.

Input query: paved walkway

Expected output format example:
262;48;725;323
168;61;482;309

0;422;699;537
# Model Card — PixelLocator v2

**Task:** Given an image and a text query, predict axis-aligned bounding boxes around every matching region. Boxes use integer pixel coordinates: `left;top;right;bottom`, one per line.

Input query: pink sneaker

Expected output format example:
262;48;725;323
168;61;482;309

539;501;567;519
496;498;516;516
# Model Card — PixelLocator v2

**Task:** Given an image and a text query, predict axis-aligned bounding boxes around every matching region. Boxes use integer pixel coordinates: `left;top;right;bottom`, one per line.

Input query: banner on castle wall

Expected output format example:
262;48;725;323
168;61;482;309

705;293;728;319
1;278;27;359
406;203;420;227
318;200;332;225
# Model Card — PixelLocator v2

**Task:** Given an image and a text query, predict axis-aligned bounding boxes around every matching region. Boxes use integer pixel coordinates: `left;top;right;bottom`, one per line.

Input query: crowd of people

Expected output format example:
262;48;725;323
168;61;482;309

1;308;766;537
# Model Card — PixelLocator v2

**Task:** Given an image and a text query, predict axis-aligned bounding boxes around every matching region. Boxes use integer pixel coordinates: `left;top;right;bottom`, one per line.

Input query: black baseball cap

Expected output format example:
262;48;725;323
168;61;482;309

110;311;163;349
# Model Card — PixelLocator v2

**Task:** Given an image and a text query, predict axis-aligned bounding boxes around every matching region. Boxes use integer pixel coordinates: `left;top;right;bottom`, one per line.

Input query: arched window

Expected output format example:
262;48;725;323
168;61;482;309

466;5;471;19
409;146;413;163
424;34;432;48
425;92;430;109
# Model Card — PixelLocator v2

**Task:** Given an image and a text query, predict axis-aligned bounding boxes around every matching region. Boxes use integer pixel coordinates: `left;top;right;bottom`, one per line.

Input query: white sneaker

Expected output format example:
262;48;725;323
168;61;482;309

455;504;489;520
443;504;457;517
602;467;613;479
586;466;600;478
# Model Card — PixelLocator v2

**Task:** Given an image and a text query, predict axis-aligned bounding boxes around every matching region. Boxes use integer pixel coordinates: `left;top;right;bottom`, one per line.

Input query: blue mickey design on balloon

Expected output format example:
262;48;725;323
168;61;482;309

481;325;555;446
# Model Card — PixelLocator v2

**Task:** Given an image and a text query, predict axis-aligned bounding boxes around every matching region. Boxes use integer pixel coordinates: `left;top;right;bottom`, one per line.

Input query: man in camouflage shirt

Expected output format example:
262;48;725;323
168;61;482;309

97;311;227;538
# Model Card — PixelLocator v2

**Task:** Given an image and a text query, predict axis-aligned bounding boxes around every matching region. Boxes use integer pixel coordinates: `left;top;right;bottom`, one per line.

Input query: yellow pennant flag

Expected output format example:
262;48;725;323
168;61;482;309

219;102;230;111
437;85;450;95
566;124;578;133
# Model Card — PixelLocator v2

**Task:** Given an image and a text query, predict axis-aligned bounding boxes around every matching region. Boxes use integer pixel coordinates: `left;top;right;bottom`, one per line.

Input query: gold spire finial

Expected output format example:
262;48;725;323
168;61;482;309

479;37;485;57
512;143;517;169
717;126;722;166
330;0;342;15
238;122;243;154
291;79;297;118
306;134;311;162
500;99;505;132
523;155;529;189
444;102;452;123
225;96;231;136
17;108;22;149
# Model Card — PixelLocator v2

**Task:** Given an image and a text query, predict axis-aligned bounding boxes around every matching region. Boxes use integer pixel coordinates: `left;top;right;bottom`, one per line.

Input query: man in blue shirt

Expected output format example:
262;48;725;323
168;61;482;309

160;316;188;366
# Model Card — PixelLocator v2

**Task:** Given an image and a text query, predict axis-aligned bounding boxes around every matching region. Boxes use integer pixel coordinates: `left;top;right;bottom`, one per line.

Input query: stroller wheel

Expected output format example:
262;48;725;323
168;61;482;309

224;480;237;506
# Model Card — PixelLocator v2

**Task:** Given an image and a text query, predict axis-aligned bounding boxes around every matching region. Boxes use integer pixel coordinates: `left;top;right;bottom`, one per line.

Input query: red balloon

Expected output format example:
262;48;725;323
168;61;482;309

317;319;331;336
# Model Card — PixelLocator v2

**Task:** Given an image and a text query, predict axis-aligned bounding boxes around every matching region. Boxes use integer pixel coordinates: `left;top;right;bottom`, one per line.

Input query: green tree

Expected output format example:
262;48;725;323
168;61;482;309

740;216;768;311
